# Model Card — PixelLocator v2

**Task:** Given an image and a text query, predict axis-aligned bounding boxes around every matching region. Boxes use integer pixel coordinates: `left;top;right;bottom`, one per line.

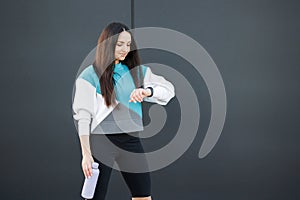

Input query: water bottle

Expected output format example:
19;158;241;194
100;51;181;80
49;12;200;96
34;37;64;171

81;162;100;199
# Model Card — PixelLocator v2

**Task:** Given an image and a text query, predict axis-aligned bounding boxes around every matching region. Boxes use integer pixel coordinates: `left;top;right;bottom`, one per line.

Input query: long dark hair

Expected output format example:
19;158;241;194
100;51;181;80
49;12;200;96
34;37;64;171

93;22;143;107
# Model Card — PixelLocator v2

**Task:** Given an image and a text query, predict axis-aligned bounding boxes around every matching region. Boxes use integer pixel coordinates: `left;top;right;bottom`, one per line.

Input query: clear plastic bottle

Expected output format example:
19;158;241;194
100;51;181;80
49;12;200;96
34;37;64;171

81;162;100;199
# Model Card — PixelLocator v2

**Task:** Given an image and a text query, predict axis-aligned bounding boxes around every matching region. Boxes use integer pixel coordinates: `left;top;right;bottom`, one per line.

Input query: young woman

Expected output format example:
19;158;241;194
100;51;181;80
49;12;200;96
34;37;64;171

72;22;175;200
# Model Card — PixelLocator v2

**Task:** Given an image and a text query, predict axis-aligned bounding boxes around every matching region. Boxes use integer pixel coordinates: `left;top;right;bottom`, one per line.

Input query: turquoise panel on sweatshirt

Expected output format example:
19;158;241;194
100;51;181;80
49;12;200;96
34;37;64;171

78;65;101;94
141;64;147;77
78;63;148;118
113;63;143;118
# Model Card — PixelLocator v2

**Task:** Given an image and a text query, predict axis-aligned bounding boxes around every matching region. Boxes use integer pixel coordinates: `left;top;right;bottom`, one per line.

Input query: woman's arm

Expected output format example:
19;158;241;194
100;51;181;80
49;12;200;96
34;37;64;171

73;78;96;178
73;78;96;135
129;87;152;103
79;135;94;178
142;67;175;105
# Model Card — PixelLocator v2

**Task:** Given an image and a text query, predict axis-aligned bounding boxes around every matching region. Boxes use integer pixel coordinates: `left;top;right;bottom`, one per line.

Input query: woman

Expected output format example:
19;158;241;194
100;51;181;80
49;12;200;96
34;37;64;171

72;22;175;200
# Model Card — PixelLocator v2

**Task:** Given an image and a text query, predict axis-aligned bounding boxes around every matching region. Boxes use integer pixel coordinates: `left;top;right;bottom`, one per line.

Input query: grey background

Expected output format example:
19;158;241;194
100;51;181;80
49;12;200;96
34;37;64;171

0;0;299;199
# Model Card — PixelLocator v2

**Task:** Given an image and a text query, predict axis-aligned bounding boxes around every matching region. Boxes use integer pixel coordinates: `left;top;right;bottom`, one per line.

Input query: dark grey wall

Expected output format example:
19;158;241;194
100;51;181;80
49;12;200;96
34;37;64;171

0;0;299;199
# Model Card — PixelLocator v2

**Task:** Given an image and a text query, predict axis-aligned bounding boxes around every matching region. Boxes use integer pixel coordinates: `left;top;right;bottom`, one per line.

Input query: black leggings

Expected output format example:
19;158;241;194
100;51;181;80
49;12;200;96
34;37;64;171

89;132;151;200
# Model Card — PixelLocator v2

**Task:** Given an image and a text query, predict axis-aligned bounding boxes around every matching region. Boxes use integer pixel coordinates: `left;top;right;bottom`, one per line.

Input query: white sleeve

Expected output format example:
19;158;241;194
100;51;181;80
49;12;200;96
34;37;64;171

72;78;95;136
143;67;175;105
76;110;91;136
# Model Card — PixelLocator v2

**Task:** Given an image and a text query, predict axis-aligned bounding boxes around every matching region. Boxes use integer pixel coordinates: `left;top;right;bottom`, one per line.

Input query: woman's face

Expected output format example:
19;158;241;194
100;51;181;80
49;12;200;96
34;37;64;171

114;31;131;63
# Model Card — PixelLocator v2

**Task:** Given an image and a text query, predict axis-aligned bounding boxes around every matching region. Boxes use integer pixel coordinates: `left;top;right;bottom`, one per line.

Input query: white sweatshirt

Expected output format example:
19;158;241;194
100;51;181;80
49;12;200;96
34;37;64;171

72;62;175;136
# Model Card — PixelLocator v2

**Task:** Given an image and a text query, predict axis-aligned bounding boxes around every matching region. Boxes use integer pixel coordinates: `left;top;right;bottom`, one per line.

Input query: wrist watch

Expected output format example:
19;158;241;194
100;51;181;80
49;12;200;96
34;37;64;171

146;87;153;97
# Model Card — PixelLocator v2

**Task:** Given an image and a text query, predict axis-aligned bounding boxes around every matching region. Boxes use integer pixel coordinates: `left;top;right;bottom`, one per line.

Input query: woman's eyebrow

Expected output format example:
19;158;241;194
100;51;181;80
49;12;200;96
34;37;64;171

117;41;131;43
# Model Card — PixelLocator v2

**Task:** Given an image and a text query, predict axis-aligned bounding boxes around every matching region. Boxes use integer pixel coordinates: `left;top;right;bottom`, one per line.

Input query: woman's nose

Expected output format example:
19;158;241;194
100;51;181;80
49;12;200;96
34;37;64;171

122;45;129;52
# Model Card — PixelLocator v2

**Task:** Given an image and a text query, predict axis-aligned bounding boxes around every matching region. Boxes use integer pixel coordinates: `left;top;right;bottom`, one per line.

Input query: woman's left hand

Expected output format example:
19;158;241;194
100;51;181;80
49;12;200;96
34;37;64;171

129;88;151;103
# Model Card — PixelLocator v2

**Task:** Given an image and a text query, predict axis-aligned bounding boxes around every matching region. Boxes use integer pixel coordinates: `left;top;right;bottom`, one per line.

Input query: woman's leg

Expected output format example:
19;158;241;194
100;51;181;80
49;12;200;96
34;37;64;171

114;132;152;199
90;134;118;200
91;132;152;199
120;170;152;200
90;156;113;200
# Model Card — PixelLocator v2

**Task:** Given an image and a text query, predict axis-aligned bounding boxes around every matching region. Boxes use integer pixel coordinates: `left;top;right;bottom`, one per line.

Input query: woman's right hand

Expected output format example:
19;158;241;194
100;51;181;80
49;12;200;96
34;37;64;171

82;154;94;178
